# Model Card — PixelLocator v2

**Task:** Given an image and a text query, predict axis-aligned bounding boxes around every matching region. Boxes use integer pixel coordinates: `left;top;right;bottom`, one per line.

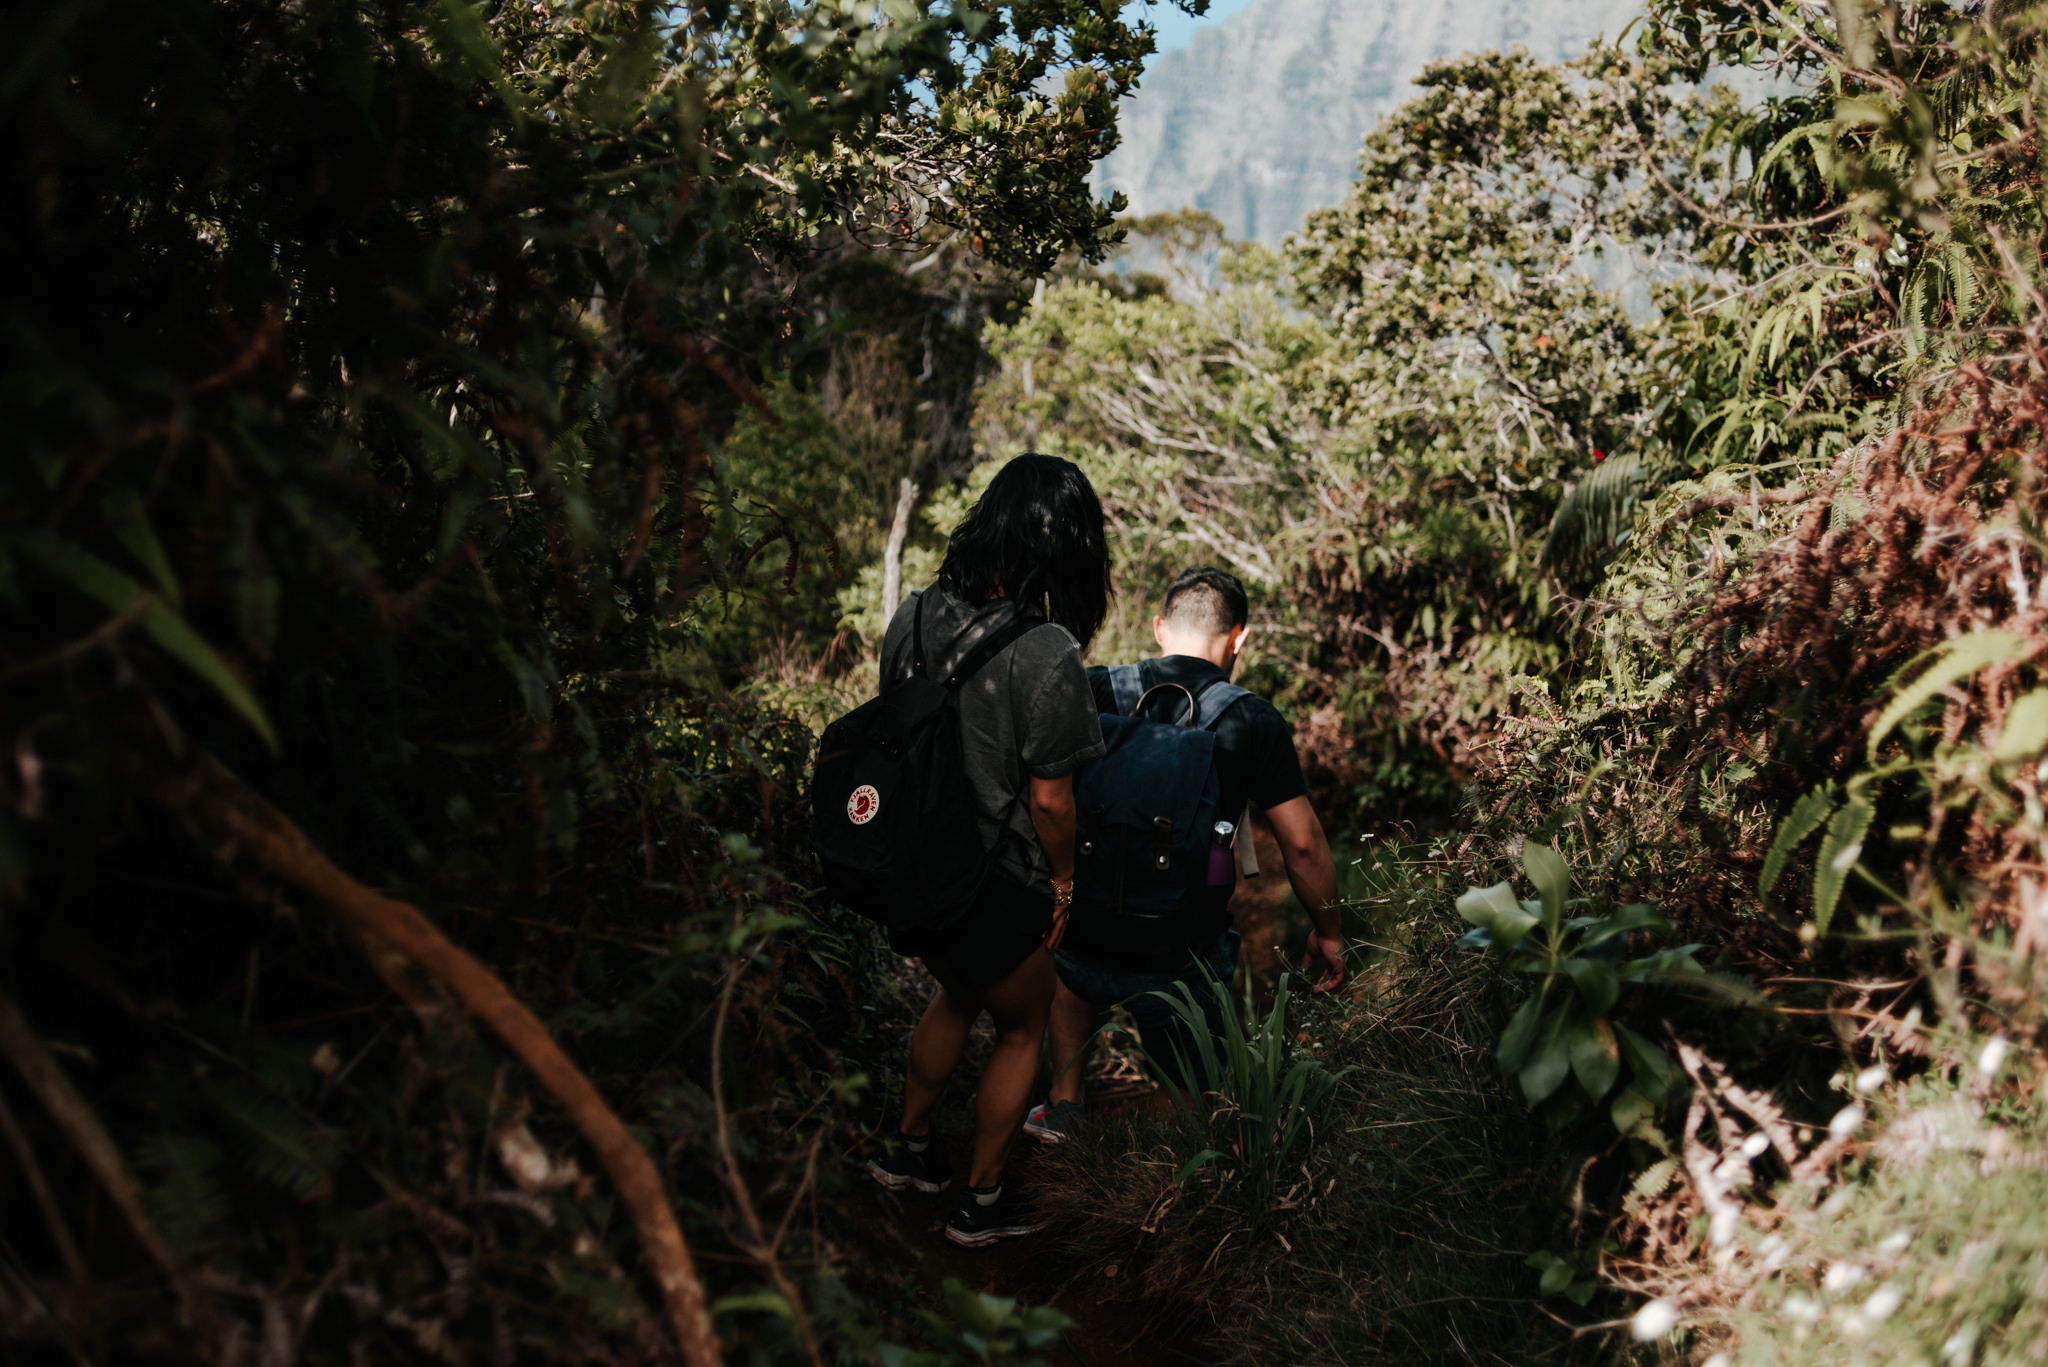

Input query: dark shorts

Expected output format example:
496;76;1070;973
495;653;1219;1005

888;875;1052;992
1054;931;1242;1091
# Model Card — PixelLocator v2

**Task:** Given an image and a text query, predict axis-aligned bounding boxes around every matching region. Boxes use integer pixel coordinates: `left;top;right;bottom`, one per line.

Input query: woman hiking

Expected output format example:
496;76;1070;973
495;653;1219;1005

865;453;1110;1246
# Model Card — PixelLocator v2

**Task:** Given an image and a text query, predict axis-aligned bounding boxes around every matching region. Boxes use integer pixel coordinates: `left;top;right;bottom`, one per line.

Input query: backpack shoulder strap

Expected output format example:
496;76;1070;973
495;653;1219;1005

942;612;1044;690
1192;679;1252;732
1107;663;1144;716
910;591;929;677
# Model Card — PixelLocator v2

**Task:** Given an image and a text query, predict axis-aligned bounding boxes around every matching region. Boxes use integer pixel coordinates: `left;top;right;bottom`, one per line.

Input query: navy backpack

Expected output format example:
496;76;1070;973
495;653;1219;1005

1069;666;1250;954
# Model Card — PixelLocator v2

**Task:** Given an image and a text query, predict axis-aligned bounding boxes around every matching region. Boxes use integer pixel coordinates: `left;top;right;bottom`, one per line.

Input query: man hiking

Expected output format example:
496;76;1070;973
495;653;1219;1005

1026;566;1345;1140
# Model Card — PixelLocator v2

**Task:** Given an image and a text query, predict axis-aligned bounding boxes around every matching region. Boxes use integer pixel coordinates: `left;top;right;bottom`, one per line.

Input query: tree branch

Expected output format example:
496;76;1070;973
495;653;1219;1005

141;748;722;1367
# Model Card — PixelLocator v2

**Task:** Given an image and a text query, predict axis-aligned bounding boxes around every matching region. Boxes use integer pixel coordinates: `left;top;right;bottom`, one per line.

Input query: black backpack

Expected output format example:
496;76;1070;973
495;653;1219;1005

1067;667;1250;955
809;594;1041;931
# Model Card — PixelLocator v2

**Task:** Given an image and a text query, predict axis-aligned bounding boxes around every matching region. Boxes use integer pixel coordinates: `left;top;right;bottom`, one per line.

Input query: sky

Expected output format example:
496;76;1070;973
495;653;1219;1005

1137;0;1258;53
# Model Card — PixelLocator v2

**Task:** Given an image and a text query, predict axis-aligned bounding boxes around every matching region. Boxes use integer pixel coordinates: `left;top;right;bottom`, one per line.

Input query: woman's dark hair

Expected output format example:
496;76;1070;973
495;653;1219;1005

936;453;1113;645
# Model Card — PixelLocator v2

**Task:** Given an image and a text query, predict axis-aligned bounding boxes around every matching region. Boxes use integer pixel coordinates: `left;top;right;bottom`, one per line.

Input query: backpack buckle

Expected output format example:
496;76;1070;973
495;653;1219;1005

1152;816;1172;872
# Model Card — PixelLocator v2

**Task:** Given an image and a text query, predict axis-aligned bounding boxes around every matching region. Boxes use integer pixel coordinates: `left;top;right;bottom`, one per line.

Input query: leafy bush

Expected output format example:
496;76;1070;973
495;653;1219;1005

1456;838;1699;1129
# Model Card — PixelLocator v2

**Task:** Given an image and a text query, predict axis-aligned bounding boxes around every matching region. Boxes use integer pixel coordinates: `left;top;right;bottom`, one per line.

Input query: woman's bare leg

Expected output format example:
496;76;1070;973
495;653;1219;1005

900;968;980;1137
965;944;1055;1186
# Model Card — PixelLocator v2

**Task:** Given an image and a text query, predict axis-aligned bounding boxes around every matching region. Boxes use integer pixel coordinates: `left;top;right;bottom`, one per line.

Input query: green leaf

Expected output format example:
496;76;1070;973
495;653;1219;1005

1561;957;1620;1017
1994;688;2048;761
1868;630;2031;762
1578;903;1670;949
1518;1009;1573;1104
17;530;278;752
1490;904;1541;952
1564;1280;1597;1306
1521;839;1570;934
1456;881;1521;926
1611;1089;1655;1134
1812;793;1875;936
104;487;181;607
1173;1148;1225;1184
1568;1017;1621;1100
1539;1258;1574;1295
1614;1023;1671;1103
1760;784;1837;895
1496;993;1545;1072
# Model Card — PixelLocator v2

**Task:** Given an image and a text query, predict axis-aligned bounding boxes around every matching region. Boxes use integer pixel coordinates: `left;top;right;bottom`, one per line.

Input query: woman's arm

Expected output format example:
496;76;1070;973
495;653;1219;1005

1029;772;1077;944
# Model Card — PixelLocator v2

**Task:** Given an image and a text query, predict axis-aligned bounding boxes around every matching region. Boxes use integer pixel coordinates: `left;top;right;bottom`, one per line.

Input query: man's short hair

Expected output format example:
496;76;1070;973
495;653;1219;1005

1161;566;1248;635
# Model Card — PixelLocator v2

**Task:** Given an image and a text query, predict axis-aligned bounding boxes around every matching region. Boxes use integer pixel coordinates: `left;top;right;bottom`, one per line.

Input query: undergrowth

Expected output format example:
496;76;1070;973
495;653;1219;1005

1703;1065;2048;1367
1030;867;1558;1367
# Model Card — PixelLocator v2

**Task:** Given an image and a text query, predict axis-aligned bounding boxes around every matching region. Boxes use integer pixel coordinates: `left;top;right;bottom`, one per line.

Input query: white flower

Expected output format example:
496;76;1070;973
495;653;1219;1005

1630;1298;1679;1342
1711;1207;1740;1247
1702;1355;1731;1367
1781;1292;1824;1324
1830;1103;1867;1139
1742;1132;1772;1158
1876;1230;1912;1254
1862;1283;1904;1322
1855;1065;1888;1096
1943;1328;1976;1365
1823;1261;1867;1293
1977;1036;2010;1078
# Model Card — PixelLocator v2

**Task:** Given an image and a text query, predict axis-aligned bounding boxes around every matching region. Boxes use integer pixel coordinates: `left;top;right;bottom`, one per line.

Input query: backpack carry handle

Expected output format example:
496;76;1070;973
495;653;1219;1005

1130;682;1202;727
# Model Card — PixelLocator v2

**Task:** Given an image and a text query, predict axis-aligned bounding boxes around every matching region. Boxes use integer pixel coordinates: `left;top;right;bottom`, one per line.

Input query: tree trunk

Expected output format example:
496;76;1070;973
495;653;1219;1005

881;476;918;621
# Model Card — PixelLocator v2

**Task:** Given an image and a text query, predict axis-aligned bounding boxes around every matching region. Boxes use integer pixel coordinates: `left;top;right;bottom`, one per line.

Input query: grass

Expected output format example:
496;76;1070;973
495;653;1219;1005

1028;893;1569;1365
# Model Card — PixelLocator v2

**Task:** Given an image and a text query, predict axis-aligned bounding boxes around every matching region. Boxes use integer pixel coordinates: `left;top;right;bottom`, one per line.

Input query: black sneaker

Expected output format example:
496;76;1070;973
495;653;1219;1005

944;1181;1045;1247
867;1130;950;1194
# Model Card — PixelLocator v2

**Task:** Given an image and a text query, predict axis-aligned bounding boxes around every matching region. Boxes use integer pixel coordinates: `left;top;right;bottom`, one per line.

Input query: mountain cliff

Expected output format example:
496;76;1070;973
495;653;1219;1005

1101;0;1646;242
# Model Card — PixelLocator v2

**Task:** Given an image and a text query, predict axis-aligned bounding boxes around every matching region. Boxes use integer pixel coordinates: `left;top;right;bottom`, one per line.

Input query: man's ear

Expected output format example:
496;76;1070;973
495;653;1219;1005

1153;615;1169;649
1230;623;1251;659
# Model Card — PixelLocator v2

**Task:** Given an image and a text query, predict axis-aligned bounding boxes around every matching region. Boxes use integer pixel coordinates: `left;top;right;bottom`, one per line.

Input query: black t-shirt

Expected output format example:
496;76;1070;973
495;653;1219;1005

1084;656;1309;828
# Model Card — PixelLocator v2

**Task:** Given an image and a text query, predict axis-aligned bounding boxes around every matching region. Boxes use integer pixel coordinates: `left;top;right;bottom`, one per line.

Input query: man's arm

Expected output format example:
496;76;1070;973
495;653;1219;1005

1029;772;1077;946
1264;794;1344;992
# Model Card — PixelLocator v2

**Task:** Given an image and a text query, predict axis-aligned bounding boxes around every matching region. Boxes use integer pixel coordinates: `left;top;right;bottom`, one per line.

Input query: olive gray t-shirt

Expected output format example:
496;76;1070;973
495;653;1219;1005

879;586;1104;892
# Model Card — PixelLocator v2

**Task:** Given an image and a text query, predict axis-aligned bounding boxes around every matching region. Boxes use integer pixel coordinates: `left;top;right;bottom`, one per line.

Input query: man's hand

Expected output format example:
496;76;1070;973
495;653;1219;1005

1301;928;1346;993
1268;796;1344;993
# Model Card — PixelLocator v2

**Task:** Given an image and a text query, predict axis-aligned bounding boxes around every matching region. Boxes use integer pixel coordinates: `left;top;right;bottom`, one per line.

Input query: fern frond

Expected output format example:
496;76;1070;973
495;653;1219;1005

1760;784;1837;895
202;1075;342;1198
1539;452;1654;576
137;1131;231;1254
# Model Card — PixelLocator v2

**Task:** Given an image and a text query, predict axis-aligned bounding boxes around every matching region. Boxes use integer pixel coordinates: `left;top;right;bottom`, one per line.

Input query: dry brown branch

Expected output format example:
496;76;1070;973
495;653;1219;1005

0;991;185;1293
0;1083;89;1288
1673;485;1812;522
142;748;722;1367
709;932;824;1367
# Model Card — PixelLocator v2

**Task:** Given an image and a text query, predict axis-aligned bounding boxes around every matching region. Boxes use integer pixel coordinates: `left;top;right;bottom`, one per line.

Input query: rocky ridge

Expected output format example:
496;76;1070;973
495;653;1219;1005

1101;0;1646;242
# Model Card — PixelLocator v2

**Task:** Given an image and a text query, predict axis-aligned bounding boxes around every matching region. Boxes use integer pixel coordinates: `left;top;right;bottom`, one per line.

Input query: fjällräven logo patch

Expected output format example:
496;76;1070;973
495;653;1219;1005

847;784;880;825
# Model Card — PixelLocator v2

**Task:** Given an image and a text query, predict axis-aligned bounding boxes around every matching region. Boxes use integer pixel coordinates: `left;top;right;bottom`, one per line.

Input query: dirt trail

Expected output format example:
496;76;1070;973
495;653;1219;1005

883;1139;1215;1367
